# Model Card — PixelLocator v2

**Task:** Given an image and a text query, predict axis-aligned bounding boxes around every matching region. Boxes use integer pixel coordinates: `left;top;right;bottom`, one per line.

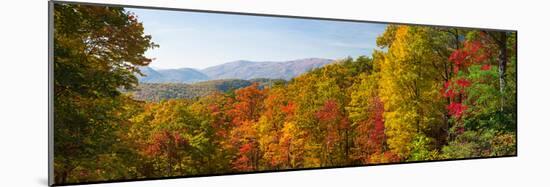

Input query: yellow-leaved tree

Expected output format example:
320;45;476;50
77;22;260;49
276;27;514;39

377;25;445;160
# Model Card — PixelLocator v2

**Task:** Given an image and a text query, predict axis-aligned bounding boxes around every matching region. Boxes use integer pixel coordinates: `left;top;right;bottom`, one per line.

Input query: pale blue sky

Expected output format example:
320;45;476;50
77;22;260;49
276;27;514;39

128;8;387;69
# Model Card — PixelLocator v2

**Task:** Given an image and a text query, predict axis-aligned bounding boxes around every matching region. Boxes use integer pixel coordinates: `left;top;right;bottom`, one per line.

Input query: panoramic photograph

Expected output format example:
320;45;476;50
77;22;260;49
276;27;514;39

52;3;517;185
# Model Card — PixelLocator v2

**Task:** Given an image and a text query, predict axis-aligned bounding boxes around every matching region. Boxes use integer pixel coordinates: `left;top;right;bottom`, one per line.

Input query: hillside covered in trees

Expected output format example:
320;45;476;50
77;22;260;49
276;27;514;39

129;78;286;102
53;4;517;185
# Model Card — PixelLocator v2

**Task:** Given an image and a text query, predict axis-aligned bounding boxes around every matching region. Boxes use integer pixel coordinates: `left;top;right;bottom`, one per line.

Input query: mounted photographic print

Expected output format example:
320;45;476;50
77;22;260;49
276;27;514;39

49;1;517;186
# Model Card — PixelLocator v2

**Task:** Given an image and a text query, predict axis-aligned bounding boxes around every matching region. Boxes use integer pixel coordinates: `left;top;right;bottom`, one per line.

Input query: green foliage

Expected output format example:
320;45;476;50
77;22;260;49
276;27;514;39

408;134;439;161
53;3;157;184
441;130;516;159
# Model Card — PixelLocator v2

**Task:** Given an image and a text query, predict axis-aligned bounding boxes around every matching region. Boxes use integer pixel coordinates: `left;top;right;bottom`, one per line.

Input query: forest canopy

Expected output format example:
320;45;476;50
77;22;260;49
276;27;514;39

53;4;517;185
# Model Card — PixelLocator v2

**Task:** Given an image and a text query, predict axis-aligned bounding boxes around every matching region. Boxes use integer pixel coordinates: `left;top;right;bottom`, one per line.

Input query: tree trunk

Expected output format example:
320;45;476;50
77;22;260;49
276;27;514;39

344;129;349;161
55;170;68;184
287;139;292;167
498;32;508;111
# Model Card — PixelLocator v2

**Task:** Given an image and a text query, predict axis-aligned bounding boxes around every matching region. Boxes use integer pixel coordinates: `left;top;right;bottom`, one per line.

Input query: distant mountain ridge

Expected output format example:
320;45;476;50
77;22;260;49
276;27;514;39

201;58;333;80
138;67;209;83
138;58;333;83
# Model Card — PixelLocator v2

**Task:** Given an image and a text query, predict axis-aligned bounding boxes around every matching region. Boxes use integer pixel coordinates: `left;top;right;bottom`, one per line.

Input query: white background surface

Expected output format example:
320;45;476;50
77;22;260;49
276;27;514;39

0;0;548;186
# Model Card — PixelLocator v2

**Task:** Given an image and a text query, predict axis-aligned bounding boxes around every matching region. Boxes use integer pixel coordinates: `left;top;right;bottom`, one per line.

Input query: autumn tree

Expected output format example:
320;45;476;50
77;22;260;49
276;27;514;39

228;83;267;171
377;25;445;160
53;4;157;184
256;85;299;169
348;73;387;164
440;31;516;158
289;61;358;167
189;92;236;173
277;121;307;168
130;98;233;177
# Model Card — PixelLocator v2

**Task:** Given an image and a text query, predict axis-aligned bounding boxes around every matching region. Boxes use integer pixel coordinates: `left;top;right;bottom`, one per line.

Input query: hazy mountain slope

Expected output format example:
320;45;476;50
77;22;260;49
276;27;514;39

137;66;163;83
155;68;209;83
138;67;209;83
201;58;333;80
